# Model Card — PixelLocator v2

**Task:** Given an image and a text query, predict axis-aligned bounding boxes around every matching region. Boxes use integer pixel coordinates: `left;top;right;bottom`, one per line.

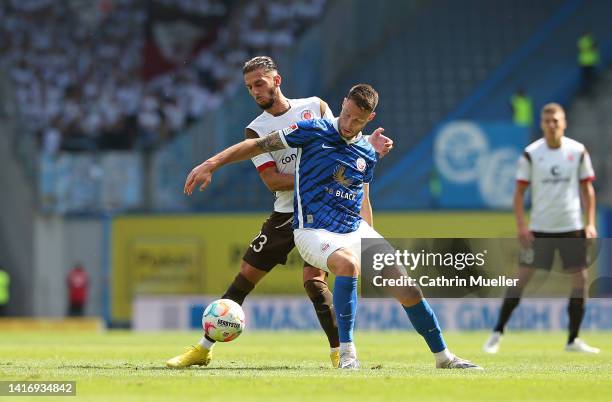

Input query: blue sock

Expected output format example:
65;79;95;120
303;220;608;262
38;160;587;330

333;276;358;343
403;299;446;353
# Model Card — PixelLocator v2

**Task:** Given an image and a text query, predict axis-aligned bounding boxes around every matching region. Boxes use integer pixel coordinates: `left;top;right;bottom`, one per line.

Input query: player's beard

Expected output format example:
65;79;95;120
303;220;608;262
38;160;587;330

256;88;277;110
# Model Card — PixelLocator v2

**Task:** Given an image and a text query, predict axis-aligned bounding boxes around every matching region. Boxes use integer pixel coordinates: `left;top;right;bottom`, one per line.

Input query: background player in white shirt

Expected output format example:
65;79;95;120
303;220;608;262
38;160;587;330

167;57;392;369
484;103;600;354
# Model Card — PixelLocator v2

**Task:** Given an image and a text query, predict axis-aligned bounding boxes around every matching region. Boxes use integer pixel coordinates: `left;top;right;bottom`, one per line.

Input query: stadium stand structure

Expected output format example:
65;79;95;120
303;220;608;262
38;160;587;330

566;66;612;204
460;0;612;204
0;69;34;315
7;0;610;212
323;0;567;174
183;0;571;211
370;0;612;208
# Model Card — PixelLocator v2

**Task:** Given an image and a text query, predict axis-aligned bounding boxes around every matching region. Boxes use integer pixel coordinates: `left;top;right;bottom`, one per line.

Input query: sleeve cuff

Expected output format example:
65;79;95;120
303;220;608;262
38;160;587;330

278;131;290;149
256;161;277;173
580;176;595;183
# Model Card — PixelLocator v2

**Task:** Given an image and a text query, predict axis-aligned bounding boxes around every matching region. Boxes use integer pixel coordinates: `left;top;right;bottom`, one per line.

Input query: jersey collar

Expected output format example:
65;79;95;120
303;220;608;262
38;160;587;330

332;118;363;144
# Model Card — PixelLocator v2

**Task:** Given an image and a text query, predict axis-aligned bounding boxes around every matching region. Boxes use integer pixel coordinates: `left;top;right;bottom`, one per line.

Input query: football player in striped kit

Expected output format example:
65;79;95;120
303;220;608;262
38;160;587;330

183;83;481;370
167;57;392;369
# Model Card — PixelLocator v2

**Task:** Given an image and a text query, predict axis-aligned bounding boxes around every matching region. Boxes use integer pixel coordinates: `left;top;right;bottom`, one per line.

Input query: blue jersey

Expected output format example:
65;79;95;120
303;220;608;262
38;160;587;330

278;118;377;234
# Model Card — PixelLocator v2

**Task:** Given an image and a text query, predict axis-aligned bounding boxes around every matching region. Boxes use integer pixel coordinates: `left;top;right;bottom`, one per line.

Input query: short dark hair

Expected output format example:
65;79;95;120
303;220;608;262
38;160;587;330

242;56;278;75
346;84;378;112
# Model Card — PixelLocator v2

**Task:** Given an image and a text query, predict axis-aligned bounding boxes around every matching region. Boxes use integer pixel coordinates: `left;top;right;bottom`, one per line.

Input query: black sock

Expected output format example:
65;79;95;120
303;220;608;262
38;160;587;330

304;279;340;348
493;288;523;333
567;291;585;344
221;273;255;306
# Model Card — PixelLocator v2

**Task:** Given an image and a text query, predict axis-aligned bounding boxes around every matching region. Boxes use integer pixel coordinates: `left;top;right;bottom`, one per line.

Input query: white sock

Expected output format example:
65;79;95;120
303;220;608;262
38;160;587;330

330;346;340;354
198;336;215;350
340;342;356;357
434;348;454;365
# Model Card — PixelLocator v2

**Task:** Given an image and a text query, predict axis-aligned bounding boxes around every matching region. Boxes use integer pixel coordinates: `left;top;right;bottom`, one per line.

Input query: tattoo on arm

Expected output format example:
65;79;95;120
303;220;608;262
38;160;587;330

255;132;285;152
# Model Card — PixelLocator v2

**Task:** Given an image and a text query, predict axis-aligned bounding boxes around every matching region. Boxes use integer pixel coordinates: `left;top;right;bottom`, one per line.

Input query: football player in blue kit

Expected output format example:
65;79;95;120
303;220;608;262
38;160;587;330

184;84;482;370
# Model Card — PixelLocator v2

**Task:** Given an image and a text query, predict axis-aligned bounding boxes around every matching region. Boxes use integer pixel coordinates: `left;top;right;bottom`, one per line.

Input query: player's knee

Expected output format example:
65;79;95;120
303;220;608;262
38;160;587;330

304;279;331;305
303;265;327;283
328;250;359;277
239;260;267;284
570;269;588;290
396;286;424;307
335;260;359;277
516;267;536;288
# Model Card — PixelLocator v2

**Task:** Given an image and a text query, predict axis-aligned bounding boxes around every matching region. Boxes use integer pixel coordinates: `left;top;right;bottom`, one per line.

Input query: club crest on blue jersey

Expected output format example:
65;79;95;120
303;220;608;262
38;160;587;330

356;157;366;172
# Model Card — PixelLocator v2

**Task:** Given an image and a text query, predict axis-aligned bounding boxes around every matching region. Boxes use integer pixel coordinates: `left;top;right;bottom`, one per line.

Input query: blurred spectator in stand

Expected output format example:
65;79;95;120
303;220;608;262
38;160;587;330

40;116;62;157
510;88;533;128
577;32;600;96
137;93;163;149
0;0;328;152
67;263;88;317
0;267;10;316
162;96;186;138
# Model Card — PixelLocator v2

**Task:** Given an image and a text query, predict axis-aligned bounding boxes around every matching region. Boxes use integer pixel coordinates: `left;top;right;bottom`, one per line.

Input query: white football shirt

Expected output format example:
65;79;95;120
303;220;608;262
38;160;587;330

247;97;333;213
516;137;595;232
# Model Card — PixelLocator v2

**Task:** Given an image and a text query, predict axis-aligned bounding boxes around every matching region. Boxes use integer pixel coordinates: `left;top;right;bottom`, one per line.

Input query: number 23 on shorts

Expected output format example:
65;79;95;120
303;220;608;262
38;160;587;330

250;231;268;253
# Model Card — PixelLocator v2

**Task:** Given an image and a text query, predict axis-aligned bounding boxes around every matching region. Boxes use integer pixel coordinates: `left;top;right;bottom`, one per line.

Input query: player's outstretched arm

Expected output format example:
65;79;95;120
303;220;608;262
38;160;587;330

184;132;287;195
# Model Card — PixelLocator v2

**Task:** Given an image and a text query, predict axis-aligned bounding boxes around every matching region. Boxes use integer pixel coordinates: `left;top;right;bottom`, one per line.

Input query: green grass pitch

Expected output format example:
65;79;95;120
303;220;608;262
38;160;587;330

1;330;610;402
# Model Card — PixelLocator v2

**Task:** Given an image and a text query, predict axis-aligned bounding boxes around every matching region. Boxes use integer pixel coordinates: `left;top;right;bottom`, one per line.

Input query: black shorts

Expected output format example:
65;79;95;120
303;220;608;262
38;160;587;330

518;230;587;270
243;212;313;272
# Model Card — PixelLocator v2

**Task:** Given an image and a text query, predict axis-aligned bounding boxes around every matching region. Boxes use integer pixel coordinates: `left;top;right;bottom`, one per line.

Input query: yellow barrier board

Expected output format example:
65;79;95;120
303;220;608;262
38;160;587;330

129;238;204;294
110;212;516;321
0;318;103;331
374;212;516;237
